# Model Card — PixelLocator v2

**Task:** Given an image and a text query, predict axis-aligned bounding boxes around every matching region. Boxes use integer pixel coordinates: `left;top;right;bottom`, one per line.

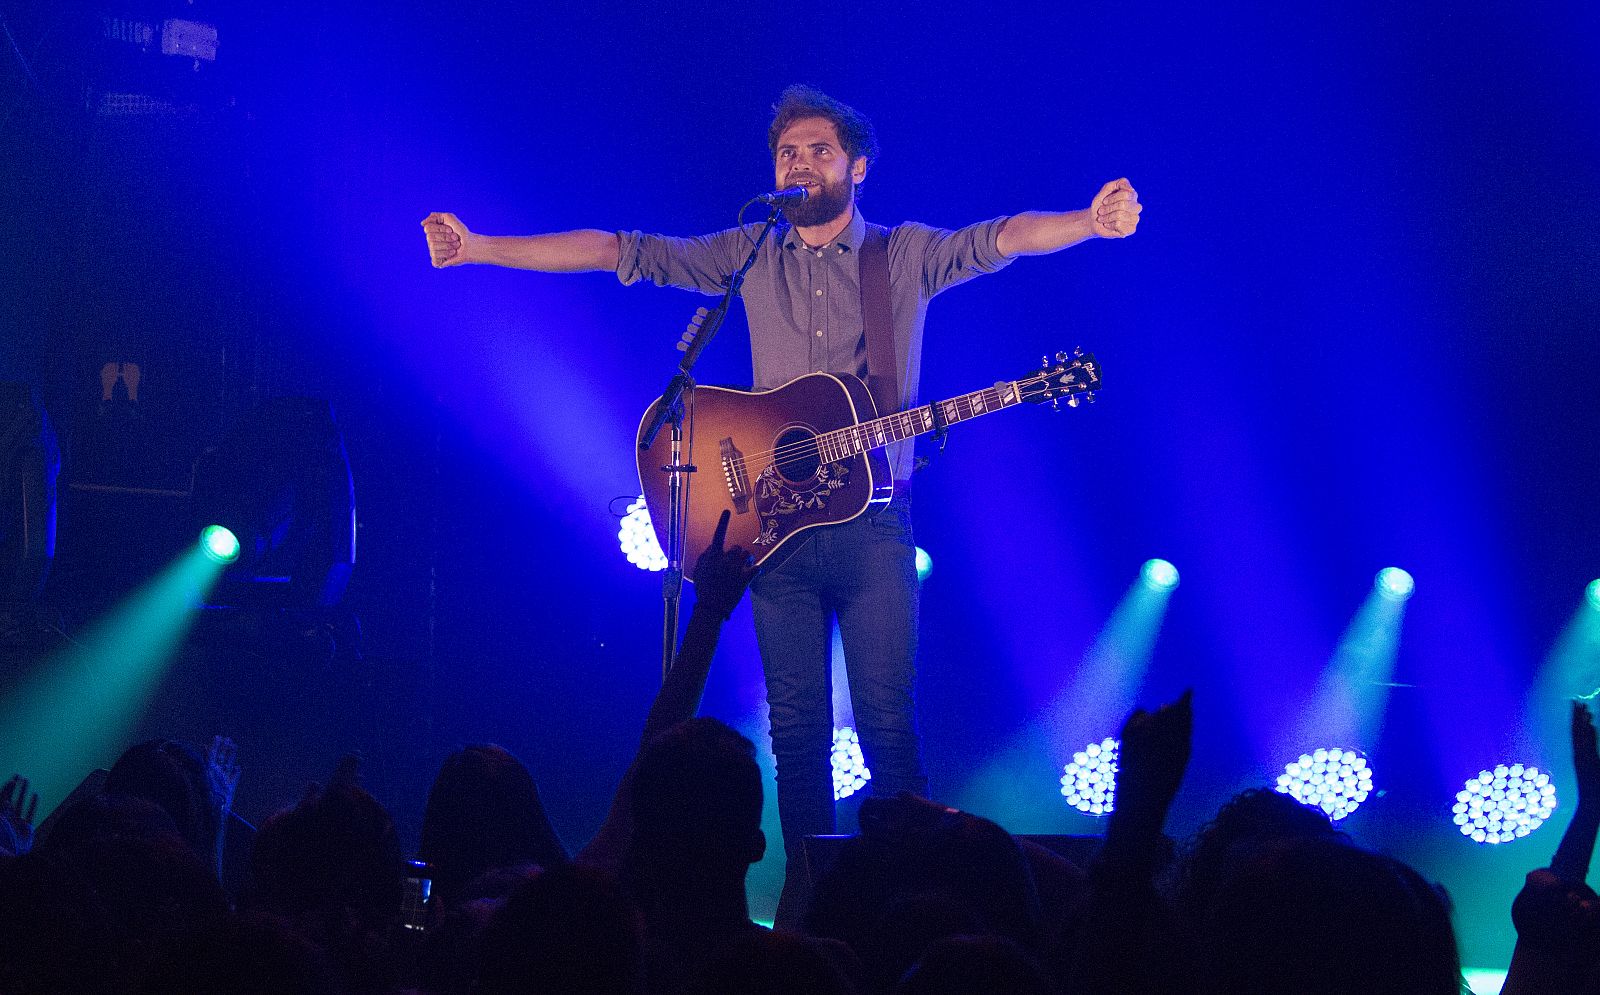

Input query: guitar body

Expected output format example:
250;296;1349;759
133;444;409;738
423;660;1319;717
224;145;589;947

636;373;894;575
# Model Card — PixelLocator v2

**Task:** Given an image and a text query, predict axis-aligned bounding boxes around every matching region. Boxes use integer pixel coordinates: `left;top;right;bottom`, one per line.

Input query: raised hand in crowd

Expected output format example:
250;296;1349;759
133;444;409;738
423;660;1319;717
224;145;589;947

1503;701;1600;995
644;509;758;744
0;773;40;857
207;735;242;817
1553;700;1600;884
1109;689;1194;855
1064;691;1193;995
690;509;761;621
579;509;756;873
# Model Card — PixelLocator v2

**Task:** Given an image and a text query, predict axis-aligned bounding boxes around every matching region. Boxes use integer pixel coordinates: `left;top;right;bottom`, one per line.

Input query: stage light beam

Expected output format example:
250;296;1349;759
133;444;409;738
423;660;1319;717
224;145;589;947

1375;566;1415;602
200;525;240;564
0;543;228;813
1141;558;1179;592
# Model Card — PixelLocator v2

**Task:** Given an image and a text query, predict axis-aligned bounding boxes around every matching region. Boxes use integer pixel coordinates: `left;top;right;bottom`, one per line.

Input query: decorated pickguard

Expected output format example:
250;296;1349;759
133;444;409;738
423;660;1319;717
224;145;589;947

752;461;852;546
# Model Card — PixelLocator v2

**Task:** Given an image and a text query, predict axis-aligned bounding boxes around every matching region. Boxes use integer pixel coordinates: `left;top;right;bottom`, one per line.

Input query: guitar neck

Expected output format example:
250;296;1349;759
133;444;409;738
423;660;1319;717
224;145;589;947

816;381;1024;461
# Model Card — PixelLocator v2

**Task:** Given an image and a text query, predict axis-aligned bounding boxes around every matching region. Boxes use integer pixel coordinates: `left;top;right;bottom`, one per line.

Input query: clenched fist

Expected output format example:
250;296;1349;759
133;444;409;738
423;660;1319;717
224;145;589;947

1089;179;1141;239
421;212;475;267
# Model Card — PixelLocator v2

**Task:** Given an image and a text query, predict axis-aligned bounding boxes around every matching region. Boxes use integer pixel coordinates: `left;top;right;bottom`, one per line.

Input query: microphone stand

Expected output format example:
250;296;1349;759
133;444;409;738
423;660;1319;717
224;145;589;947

641;204;785;681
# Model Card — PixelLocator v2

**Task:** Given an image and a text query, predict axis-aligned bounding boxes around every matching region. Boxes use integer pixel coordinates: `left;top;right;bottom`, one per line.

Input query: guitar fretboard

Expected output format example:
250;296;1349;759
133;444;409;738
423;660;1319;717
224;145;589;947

814;381;1023;463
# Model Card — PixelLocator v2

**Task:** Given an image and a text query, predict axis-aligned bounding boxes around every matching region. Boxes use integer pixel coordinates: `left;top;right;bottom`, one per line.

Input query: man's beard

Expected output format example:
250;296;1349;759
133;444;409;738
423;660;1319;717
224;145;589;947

781;175;853;228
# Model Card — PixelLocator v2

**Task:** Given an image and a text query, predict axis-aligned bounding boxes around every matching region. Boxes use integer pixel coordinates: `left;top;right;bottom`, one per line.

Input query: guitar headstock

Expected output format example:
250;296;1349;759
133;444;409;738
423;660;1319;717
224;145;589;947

1018;349;1101;409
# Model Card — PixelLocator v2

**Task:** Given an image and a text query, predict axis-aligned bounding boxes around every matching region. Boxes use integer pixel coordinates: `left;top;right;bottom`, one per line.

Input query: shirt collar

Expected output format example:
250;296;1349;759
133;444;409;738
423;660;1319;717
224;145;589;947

783;206;868;253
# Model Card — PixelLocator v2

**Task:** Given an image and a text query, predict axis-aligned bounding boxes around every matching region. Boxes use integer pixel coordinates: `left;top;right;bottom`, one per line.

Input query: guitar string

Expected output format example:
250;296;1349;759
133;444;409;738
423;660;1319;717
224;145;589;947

727;392;1012;468
731;382;1077;467
713;371;1091;468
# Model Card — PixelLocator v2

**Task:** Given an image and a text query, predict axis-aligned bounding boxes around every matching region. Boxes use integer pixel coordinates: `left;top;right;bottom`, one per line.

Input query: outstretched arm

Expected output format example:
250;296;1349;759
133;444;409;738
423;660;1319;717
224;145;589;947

1552;700;1600;883
421;212;620;272
640;511;759;744
1501;702;1600;995
995;178;1142;257
578;511;757;872
1069;691;1192;995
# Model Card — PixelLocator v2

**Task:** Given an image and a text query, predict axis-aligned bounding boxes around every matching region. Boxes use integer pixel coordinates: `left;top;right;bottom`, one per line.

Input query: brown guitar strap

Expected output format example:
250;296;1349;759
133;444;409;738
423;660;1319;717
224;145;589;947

859;223;899;419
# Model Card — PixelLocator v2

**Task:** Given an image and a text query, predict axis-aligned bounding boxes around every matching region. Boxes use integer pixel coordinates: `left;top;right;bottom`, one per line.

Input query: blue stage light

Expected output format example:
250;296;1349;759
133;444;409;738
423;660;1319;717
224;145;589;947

1454;764;1557;845
199;525;240;564
618;496;666;572
1374;567;1414;601
1060;737;1119;816
1275;748;1373;821
1587;579;1600;612
1140;558;1179;592
914;546;932;582
831;727;871;800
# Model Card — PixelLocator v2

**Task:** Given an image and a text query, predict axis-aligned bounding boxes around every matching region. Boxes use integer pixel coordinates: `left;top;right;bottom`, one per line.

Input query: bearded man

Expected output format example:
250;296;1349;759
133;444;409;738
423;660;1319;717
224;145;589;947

423;84;1141;927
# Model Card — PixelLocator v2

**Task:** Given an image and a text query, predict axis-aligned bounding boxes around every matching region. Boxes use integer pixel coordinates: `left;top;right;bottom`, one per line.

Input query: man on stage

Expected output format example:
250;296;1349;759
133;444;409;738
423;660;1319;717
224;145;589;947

423;84;1141;926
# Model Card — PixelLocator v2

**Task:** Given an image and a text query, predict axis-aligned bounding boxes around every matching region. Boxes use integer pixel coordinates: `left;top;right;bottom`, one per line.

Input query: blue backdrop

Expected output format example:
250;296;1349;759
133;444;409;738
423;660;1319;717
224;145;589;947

4;0;1597;971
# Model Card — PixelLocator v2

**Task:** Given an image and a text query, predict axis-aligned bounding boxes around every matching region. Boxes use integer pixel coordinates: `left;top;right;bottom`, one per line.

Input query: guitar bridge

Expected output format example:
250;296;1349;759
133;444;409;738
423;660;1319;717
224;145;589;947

720;437;751;514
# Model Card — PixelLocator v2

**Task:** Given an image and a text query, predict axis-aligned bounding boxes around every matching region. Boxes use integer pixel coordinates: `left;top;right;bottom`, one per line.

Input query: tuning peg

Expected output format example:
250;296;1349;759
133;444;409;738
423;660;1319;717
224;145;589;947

1049;397;1061;412
1085;392;1096;404
1054;350;1067;363
1067;395;1081;408
694;306;709;323
1040;354;1050;368
1073;346;1084;358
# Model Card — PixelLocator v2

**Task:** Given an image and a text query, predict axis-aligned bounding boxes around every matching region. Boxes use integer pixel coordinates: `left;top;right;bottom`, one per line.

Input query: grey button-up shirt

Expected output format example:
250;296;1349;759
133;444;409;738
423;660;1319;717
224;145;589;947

617;208;1013;482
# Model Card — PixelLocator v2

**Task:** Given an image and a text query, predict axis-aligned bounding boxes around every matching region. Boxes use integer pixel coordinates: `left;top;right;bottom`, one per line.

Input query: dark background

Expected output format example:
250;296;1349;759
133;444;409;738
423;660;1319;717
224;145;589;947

2;0;1597;971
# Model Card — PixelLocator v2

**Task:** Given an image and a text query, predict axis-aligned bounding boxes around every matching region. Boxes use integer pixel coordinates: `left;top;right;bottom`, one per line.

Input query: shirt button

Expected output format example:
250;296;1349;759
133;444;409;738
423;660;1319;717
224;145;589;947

815;330;823;337
815;250;824;258
836;246;845;254
814;289;824;297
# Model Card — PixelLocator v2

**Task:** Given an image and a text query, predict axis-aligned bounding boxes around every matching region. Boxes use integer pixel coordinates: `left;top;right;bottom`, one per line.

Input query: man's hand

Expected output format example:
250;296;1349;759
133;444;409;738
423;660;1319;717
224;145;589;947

1089;179;1142;239
0;774;39;857
691;510;758;621
1112;689;1193;828
207;735;242;815
422;212;477;268
1574;702;1600;812
1512;868;1600;955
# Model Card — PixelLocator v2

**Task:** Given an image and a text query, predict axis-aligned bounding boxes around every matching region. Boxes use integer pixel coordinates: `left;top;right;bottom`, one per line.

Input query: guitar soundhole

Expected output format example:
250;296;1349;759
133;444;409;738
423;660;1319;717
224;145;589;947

773;427;821;484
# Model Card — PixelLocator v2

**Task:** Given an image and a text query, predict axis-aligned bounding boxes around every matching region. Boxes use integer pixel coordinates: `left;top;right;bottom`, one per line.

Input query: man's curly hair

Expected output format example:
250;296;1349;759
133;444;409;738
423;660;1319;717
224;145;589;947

767;84;880;173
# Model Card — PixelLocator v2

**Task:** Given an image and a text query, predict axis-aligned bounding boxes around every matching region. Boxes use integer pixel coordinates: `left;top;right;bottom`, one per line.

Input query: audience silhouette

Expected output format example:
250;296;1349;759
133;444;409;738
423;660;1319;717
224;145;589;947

40;537;1600;994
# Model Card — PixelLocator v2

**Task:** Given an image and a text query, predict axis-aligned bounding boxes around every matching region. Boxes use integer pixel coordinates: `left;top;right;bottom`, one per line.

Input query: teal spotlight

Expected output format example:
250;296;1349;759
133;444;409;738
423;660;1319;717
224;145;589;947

1587;579;1600;612
1140;558;1179;592
914;546;932;582
1375;567;1414;602
200;525;240;564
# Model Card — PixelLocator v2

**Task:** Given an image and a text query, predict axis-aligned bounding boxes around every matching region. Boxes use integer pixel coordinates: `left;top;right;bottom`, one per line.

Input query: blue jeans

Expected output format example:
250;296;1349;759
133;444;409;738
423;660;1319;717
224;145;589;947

750;497;928;927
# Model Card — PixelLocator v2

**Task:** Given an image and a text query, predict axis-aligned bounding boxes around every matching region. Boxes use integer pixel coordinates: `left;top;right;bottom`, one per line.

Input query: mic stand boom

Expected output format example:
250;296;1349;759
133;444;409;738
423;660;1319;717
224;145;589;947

640;204;784;681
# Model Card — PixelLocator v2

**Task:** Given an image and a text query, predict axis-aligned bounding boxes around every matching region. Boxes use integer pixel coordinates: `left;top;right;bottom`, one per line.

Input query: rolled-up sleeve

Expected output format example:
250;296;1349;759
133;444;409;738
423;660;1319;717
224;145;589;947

616;229;746;295
891;217;1015;298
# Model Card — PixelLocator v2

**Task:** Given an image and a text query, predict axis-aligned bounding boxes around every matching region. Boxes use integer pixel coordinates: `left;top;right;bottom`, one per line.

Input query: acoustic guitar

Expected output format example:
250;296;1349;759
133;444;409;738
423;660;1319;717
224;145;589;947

636;351;1100;575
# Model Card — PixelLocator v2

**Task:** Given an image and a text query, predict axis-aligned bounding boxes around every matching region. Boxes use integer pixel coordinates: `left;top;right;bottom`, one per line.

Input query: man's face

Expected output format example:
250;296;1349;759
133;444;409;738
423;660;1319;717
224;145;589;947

773;116;867;228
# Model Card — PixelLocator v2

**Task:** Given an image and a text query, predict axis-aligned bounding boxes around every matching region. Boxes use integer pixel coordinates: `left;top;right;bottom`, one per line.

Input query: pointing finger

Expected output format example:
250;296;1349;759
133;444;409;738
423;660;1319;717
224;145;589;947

710;508;731;553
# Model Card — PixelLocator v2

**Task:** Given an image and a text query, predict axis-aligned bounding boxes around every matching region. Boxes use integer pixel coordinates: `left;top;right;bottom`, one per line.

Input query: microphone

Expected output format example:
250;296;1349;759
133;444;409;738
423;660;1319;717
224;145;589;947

757;187;810;207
